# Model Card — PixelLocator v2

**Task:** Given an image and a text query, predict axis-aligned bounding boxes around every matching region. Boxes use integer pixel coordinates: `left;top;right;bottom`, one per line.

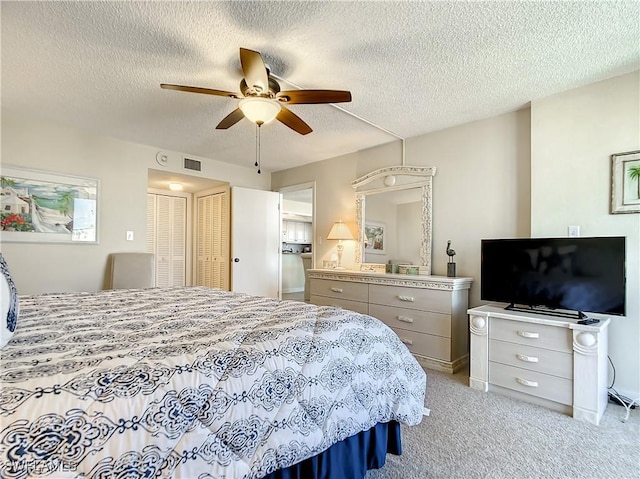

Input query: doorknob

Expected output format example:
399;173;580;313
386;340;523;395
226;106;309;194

233;258;240;262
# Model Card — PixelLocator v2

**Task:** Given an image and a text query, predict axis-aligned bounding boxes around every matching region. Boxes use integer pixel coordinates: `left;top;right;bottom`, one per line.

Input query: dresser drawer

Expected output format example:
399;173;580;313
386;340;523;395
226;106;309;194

309;294;369;314
489;339;572;379
310;279;369;302
369;303;451;337
489;362;572;405
388;327;451;361
490;317;571;353
369;284;451;313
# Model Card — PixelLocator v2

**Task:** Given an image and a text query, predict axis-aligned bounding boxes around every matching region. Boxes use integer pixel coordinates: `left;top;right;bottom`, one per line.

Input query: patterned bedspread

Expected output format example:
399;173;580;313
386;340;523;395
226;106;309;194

0;287;426;479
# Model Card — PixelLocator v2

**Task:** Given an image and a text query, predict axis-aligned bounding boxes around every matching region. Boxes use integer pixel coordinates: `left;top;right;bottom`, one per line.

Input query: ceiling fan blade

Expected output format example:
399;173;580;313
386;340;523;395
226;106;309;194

239;48;269;94
276;106;313;135
216;108;245;129
161;83;241;98
276;89;352;104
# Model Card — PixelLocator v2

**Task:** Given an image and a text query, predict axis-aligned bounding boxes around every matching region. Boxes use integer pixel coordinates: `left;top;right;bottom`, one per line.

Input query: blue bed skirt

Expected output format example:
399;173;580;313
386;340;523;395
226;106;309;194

261;421;402;479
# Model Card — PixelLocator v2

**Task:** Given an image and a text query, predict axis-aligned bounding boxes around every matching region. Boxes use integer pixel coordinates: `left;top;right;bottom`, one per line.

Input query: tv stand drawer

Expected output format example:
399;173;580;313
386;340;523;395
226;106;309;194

489;362;572;406
489;339;572;379
490;317;572;353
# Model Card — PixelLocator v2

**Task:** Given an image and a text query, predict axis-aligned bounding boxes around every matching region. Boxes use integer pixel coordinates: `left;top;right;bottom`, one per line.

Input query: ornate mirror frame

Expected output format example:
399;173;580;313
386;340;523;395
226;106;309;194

352;166;437;274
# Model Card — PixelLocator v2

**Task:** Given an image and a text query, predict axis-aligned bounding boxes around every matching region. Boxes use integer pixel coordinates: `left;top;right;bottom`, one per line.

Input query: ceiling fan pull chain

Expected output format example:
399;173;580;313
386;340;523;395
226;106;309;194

255;123;262;174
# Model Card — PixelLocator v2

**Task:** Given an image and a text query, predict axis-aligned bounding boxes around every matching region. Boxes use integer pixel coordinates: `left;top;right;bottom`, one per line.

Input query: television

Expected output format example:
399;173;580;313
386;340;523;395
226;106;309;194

481;237;626;318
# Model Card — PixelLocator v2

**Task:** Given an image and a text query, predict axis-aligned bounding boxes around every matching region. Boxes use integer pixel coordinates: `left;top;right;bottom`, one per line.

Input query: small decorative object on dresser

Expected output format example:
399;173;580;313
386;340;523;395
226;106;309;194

468;305;610;425
446;240;456;277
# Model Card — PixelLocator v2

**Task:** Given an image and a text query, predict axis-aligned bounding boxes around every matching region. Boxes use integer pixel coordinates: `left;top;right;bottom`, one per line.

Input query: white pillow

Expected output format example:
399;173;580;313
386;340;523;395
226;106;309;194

0;254;19;348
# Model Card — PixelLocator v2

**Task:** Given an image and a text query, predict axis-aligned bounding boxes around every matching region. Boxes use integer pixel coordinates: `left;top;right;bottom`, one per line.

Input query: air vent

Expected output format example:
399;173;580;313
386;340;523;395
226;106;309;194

184;158;201;171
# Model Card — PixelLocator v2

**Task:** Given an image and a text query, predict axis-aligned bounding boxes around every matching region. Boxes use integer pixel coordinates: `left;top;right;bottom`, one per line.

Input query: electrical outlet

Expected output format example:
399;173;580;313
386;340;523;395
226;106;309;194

126;231;134;241
568;225;580;237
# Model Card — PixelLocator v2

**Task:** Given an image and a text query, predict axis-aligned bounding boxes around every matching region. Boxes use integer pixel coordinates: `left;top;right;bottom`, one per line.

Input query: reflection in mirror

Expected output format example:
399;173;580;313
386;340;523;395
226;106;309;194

363;189;422;265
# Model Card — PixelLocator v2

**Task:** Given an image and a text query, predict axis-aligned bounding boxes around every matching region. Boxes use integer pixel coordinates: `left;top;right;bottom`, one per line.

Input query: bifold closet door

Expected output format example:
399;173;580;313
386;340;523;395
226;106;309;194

196;191;229;290
147;193;186;287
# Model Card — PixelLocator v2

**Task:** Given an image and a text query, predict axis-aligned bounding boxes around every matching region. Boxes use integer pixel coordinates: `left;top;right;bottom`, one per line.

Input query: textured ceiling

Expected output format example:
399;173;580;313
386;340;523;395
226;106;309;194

2;1;639;173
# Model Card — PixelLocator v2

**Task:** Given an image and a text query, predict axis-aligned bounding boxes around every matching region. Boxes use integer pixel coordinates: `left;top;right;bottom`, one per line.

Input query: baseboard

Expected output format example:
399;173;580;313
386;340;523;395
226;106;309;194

282;287;304;294
414;354;468;374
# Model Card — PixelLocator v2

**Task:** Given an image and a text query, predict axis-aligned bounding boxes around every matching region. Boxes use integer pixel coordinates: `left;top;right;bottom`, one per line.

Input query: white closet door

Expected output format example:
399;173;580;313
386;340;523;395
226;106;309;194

156;195;172;287
170;197;186;286
148;193;186;287
197;194;212;287
212;192;229;290
146;194;157;255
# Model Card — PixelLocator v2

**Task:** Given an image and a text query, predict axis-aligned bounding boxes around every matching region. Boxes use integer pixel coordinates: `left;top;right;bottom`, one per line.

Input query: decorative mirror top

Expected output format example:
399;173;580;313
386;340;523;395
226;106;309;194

352;166;436;274
352;166;436;194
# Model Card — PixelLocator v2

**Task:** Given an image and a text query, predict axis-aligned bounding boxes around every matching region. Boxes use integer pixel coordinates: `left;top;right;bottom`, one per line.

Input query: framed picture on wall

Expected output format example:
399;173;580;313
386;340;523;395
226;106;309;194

611;150;640;214
0;165;99;243
363;221;386;254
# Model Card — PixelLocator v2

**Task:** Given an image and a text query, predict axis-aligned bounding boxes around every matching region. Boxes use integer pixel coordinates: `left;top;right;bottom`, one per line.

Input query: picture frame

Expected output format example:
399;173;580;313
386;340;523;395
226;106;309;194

611;150;640;214
363;221;386;254
360;263;386;273
322;260;337;269
0;165;99;243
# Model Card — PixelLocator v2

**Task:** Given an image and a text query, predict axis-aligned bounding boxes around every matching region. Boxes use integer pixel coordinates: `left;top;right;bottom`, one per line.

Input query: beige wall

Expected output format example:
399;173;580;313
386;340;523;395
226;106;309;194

531;71;640;397
1;113;269;294
272;108;532;308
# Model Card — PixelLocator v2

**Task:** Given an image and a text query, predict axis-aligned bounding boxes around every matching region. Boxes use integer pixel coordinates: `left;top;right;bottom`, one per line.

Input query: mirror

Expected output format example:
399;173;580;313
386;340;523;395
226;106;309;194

353;166;436;274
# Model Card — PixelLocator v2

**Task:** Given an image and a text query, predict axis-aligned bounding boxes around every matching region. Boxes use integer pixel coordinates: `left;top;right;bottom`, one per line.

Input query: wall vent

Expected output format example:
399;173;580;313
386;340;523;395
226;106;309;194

184;158;201;171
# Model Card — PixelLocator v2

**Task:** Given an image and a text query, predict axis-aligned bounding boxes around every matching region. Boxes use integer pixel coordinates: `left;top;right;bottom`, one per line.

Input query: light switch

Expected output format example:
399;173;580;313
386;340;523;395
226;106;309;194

126;231;134;241
568;225;580;237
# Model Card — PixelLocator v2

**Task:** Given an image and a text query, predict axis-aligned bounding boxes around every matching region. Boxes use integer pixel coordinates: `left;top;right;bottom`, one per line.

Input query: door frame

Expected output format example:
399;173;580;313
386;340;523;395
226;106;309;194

277;182;316;296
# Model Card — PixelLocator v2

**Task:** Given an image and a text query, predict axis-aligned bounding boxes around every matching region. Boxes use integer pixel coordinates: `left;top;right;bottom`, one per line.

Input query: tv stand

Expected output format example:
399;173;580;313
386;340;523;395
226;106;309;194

469;305;610;425
505;303;589;320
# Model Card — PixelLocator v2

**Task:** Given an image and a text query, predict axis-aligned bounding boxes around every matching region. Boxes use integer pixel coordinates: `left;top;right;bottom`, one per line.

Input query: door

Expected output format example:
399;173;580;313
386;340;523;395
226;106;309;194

196;190;229;290
231;187;281;298
278;184;315;299
147;193;187;287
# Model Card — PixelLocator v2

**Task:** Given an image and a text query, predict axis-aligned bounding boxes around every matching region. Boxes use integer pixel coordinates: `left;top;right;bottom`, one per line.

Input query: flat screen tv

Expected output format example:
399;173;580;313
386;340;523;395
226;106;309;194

481;237;626;317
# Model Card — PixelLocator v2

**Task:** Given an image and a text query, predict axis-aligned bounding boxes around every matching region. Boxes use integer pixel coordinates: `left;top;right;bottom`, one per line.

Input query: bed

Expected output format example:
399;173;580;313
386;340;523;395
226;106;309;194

0;276;426;478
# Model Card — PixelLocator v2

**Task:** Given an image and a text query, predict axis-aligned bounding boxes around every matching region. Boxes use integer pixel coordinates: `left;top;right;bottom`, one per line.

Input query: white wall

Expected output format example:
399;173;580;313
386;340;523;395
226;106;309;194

0;112;269;294
531;71;640;398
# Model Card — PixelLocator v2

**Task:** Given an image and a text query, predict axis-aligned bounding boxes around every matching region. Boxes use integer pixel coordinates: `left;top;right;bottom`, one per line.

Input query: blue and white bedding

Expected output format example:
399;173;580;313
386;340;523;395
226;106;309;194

0;287;426;479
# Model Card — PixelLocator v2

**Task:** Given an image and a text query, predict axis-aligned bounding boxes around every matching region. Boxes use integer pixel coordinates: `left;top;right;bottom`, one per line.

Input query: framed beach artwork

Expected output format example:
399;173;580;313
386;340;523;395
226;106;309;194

0;166;99;243
611;150;640;214
363;221;386;255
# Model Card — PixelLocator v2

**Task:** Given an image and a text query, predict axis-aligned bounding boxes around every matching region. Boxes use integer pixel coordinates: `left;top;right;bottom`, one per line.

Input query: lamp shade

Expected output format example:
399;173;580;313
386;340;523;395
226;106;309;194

239;97;281;125
327;221;353;240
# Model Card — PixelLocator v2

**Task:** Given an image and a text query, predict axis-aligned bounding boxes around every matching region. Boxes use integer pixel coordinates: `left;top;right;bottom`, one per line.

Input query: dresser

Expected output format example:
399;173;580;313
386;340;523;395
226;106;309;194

309;269;473;373
468;305;610;425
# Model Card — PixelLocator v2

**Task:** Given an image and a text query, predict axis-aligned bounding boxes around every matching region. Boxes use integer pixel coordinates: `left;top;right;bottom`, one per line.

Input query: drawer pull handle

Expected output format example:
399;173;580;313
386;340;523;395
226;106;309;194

330;287;344;293
516;377;538;388
397;315;414;324
517;331;539;339
516;353;539;363
400;337;413;346
397;295;415;302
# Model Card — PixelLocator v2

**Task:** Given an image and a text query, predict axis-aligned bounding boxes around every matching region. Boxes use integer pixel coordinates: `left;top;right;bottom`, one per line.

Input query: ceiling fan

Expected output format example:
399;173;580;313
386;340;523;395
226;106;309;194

161;48;352;135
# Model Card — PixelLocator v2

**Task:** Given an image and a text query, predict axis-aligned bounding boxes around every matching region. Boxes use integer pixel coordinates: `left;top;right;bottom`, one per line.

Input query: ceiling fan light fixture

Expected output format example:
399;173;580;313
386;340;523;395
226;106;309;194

239;97;281;125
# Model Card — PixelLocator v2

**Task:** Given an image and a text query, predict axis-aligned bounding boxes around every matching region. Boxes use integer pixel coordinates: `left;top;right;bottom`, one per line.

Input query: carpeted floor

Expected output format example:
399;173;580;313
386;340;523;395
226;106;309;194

366;369;640;479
